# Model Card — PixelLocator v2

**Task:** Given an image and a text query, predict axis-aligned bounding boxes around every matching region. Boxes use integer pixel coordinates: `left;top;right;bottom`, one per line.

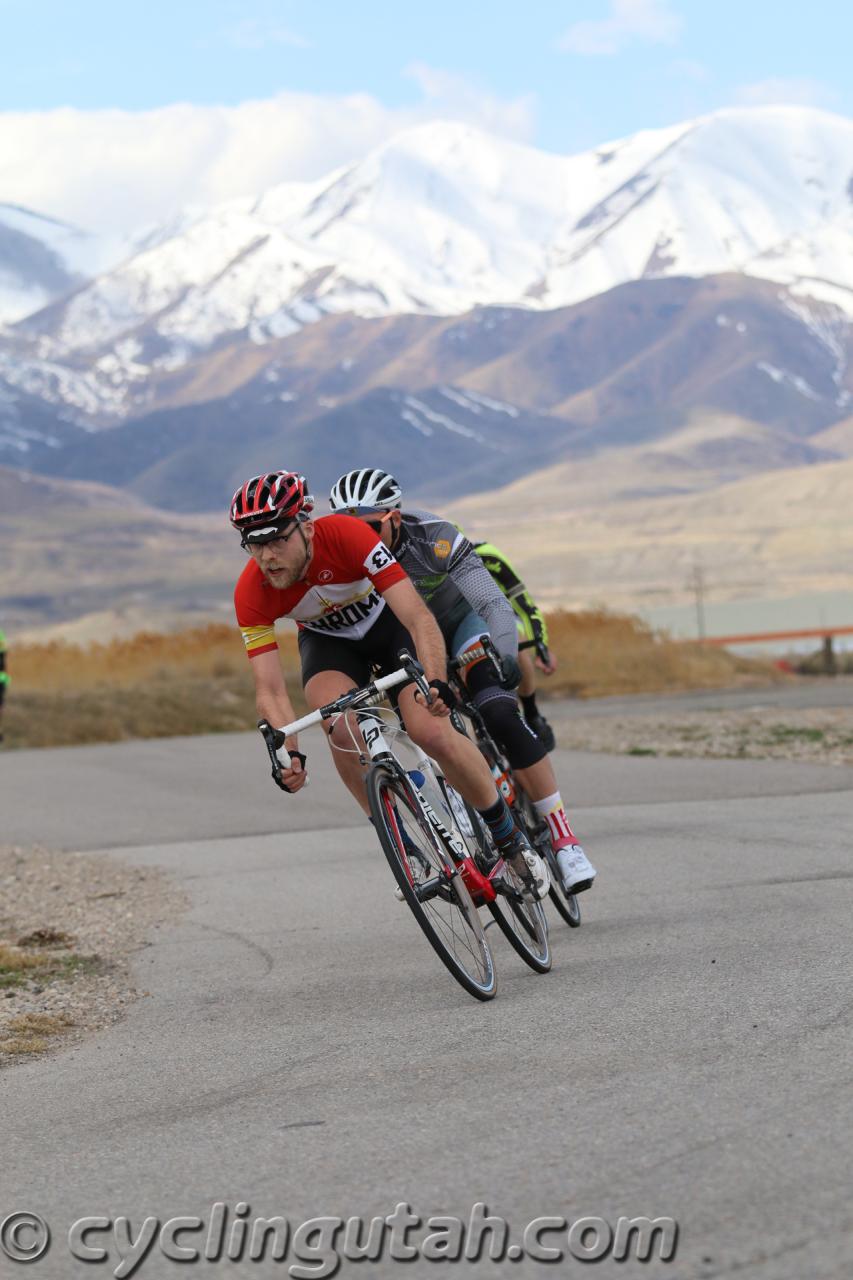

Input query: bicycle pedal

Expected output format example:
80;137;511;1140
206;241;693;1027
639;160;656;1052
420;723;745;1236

565;878;593;895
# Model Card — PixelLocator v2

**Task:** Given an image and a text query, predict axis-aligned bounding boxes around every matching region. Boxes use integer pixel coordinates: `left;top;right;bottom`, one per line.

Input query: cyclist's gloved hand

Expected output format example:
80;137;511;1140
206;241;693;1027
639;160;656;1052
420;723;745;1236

536;645;557;676
276;749;307;793
258;720;307;793
426;679;459;713
499;654;522;690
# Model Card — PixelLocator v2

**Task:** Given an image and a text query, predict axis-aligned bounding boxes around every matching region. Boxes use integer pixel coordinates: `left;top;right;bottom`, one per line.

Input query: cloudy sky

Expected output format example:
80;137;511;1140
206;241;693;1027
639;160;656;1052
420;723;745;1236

1;0;850;232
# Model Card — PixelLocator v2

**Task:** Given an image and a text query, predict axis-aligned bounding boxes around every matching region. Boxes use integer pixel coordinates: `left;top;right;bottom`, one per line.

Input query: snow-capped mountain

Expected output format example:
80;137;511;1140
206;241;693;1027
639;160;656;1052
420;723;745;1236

29;107;853;347
12;272;851;509
2;105;852;426
0;204;116;325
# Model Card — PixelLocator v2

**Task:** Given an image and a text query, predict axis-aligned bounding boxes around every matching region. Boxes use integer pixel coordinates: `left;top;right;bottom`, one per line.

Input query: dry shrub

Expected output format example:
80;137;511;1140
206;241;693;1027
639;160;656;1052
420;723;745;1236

16;928;74;948
11;624;299;692
0;1012;73;1056
4;623;305;748
0;944;45;977
542;609;778;699
3;673;307;749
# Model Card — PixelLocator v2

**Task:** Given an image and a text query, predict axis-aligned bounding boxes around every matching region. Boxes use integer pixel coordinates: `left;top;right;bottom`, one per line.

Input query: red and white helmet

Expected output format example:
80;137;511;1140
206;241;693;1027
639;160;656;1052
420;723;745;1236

229;471;314;542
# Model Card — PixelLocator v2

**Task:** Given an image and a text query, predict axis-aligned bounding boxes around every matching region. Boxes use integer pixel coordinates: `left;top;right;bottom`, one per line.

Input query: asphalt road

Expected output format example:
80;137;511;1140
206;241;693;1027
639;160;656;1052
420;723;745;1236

3;732;852;1279
548;675;853;718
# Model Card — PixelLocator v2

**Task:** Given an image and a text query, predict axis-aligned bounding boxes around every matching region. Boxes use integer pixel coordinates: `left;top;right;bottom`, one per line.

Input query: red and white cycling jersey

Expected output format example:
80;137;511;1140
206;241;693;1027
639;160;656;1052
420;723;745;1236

234;514;407;658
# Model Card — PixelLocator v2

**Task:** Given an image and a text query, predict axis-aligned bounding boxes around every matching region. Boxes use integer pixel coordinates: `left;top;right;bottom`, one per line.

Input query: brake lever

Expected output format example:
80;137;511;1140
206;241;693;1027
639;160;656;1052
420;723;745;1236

397;648;433;704
477;633;505;681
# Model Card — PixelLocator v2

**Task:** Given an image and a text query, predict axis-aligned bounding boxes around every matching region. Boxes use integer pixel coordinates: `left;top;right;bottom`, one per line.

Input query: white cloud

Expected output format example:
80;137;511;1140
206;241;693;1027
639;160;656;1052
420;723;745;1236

0;78;535;236
558;0;683;56
734;78;838;109
222;19;310;49
403;63;536;140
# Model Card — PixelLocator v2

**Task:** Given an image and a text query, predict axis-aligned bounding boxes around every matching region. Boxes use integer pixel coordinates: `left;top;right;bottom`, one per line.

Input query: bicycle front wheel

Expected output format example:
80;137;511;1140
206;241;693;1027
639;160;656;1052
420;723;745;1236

367;765;497;1001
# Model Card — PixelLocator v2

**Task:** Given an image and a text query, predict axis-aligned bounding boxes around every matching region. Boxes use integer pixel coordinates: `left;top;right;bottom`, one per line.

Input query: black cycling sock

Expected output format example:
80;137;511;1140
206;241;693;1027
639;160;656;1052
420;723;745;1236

477;796;515;848
520;693;539;720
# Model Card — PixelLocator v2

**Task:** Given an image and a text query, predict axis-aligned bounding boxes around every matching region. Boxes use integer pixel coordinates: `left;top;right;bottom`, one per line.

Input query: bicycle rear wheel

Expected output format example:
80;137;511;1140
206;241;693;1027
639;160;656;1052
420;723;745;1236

514;790;582;928
547;874;582;927
367;765;497;1001
448;790;551;974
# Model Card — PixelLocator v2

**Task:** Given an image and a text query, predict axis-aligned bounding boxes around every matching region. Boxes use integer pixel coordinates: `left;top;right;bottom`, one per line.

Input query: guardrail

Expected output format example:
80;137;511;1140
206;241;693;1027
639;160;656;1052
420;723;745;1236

701;625;853;674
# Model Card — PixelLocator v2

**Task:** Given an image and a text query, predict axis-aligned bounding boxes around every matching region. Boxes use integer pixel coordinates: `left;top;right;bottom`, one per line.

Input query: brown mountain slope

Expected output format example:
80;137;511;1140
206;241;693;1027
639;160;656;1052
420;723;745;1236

811;416;853;456
460;275;850;434
449;451;853;610
106;274;851;443
0;467;235;633
5;274;852;524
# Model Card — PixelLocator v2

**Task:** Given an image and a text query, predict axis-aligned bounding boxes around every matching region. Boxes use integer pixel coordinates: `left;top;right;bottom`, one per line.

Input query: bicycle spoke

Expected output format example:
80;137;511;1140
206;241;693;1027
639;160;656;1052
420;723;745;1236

441;781;550;976
369;767;496;1000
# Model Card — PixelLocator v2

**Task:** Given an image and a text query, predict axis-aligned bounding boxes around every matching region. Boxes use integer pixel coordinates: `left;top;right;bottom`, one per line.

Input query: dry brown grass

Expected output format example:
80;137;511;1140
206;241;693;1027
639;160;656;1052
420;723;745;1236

10;623;297;691
0;937;97;990
4;623;305;749
2;612;779;749
0;926;100;1061
0;1012;74;1056
542;609;779;698
0;943;46;982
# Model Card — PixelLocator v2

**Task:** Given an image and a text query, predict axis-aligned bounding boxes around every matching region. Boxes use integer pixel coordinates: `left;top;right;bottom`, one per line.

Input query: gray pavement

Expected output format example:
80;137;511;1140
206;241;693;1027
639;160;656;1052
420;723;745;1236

3;734;852;1279
3;730;851;850
549;675;853;718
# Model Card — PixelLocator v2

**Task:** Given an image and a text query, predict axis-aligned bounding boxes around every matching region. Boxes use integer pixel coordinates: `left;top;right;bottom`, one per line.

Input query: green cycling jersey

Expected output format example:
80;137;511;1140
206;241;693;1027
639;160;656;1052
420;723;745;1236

468;542;549;653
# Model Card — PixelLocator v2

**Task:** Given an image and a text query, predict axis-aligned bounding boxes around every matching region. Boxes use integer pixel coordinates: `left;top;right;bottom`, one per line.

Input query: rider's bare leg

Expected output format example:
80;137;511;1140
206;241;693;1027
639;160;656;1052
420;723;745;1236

304;670;371;815
515;755;560;803
518;648;537;697
397;685;497;810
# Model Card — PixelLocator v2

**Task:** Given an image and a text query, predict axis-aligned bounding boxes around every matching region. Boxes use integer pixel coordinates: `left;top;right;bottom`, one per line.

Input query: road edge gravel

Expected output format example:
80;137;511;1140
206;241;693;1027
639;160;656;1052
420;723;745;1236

0;844;187;1068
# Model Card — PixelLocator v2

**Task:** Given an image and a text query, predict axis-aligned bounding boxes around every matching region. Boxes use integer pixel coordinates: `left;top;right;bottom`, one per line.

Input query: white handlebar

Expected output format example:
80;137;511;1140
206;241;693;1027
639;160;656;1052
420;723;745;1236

274;666;413;768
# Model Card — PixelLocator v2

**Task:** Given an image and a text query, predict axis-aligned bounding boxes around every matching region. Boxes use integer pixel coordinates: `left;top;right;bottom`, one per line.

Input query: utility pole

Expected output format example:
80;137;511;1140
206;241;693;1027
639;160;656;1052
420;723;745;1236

691;558;707;640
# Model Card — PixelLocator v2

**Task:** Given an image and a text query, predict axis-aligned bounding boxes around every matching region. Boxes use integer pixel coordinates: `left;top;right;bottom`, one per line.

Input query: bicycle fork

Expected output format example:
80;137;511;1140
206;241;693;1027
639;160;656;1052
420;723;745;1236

358;707;508;909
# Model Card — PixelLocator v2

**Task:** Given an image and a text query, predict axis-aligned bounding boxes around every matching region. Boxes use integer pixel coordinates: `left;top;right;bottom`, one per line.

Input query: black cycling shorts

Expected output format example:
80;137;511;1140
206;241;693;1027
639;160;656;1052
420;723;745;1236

298;606;417;690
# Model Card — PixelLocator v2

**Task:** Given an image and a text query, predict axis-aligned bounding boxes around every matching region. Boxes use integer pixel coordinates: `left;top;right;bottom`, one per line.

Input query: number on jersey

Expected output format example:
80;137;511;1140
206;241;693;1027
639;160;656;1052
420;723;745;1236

366;542;395;574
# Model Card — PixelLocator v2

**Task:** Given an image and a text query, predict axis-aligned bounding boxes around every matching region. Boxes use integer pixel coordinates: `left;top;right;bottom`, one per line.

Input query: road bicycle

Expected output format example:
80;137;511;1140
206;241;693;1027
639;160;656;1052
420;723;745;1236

449;636;582;929
258;652;550;1003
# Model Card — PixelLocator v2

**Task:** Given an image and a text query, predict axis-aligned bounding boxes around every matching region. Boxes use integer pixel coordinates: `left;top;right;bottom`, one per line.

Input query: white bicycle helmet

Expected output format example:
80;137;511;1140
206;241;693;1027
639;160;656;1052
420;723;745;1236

329;468;402;514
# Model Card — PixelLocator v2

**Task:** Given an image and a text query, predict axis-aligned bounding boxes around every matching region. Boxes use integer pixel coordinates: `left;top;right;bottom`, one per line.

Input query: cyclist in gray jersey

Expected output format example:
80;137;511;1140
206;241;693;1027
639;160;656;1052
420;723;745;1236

329;468;596;895
393;508;519;661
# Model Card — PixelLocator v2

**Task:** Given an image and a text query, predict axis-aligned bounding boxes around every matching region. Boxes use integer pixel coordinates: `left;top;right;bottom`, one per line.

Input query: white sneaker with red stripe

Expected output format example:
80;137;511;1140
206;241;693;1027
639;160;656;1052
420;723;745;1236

556;844;596;894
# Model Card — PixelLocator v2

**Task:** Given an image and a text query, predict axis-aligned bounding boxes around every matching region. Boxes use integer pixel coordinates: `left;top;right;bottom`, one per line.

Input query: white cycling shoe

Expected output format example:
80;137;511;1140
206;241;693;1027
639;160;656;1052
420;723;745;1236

556;844;596;894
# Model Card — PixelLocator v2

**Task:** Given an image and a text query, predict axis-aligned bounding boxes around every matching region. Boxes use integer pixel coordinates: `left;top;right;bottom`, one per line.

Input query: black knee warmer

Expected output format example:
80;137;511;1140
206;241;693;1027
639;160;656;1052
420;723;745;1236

474;685;546;769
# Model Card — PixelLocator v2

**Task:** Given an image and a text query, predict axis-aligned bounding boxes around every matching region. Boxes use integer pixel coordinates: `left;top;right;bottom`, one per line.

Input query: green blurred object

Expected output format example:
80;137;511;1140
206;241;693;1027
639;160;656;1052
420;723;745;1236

469;541;549;652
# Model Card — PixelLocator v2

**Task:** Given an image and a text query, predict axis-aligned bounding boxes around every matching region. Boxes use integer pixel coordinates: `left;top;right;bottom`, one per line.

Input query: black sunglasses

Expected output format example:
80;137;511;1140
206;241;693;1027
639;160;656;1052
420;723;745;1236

364;512;394;535
240;522;300;551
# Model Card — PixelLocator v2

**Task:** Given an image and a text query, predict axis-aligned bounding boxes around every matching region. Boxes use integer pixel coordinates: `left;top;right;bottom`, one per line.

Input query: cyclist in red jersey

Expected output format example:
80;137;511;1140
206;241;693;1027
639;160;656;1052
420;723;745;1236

231;471;550;899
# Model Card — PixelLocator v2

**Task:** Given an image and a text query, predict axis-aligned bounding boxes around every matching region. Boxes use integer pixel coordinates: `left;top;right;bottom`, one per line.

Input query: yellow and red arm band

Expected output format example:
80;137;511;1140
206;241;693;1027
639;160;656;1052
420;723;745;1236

240;624;278;659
